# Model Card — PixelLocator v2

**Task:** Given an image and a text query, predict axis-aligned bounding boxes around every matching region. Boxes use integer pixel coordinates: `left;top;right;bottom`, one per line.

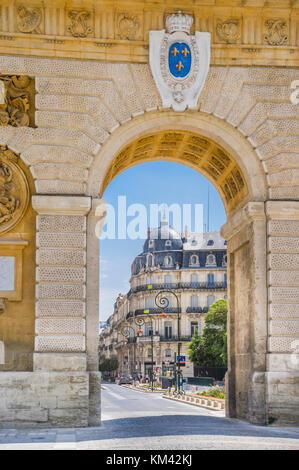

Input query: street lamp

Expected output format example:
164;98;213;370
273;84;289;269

120;325;135;377
155;290;183;394
134;314;155;392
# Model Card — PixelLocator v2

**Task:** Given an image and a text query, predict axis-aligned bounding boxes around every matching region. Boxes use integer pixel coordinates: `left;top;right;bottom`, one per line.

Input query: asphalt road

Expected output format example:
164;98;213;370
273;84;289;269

0;383;299;450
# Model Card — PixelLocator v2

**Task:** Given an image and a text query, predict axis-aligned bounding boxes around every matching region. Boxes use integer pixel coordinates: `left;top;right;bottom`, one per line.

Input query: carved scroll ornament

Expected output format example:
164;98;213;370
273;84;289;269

0;75;35;127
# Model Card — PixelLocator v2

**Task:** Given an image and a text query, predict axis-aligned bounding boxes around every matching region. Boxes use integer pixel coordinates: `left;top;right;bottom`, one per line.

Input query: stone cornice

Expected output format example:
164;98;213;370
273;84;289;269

0;1;297;66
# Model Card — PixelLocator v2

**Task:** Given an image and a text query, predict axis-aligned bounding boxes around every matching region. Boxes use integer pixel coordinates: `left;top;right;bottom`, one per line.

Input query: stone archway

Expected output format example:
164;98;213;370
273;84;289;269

88;111;270;424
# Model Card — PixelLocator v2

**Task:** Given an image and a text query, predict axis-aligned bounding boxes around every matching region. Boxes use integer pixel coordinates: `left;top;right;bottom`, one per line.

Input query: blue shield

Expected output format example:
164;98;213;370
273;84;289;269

168;42;191;78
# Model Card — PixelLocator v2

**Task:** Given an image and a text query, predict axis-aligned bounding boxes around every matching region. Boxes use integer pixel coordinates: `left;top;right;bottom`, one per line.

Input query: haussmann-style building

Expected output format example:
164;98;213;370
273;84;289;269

99;221;227;380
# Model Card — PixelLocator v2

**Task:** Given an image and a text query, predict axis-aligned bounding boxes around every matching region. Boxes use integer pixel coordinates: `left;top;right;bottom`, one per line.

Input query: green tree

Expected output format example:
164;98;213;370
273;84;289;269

188;299;227;367
99;355;119;372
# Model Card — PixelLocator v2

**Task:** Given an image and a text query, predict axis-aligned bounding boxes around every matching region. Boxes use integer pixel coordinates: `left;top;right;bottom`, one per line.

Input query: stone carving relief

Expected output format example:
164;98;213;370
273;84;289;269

0;147;29;234
264;18;288;45
216;18;241;44
117;14;140;40
16;5;43;34
0;75;35;127
67;10;94;38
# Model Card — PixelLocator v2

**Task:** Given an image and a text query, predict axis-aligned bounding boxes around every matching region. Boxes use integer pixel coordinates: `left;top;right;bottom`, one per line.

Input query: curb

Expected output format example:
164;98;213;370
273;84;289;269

121;384;164;393
163;394;225;411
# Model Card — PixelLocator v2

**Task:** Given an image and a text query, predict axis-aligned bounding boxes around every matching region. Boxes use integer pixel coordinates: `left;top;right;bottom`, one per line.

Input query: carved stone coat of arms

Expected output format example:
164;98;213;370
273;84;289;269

149;11;210;111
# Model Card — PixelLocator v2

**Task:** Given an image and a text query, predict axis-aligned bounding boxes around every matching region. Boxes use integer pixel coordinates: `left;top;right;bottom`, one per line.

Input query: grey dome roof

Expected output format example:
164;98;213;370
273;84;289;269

142;221;183;253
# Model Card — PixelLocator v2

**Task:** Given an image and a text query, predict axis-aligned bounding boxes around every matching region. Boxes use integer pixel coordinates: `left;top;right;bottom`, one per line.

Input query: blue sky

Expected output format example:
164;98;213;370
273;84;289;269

99;161;226;322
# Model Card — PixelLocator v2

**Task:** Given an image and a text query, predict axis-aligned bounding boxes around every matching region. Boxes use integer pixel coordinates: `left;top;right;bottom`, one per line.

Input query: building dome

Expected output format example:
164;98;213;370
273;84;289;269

142;220;183;253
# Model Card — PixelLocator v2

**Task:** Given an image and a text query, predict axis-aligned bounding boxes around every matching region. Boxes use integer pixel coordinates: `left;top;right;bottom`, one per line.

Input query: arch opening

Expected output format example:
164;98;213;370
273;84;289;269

99;130;248;213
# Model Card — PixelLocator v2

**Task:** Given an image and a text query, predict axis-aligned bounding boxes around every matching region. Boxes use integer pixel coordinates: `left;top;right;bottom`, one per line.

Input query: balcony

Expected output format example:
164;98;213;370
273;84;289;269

136;335;160;343
127;282;227;297
186;306;210;313
134;307;181;317
160;335;192;342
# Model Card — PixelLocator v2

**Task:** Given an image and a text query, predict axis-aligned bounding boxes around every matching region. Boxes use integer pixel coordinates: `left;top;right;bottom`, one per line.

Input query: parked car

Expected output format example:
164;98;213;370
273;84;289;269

117;374;133;385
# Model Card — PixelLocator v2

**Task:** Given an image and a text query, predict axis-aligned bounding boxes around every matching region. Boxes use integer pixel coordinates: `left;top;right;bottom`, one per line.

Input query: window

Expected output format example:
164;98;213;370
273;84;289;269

165;348;172;358
206;254;216;266
147;349;152;358
191;273;198;286
191;239;197;246
145;322;154;336
222;254;227;266
147;254;154;267
147;275;154;285
207;295;215;308
164;255;173;267
207;273;215;286
191;295;198;308
191;321;199;336
190;254;199;266
148;239;155;249
165;240;172;248
164;274;172;288
207;239;214;246
164;321;173;339
223;273;227;285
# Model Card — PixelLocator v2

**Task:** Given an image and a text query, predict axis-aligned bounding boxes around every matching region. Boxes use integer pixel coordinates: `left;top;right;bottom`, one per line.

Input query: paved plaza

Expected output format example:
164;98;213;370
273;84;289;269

0;384;298;450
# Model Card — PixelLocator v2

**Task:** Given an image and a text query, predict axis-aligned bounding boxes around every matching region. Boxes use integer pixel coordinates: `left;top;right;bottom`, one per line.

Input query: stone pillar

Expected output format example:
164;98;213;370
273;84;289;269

266;201;299;426
221;202;268;425
33;195;90;372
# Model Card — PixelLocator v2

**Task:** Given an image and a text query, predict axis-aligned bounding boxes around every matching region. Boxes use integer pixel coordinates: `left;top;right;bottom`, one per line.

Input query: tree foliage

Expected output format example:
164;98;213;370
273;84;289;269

188;299;227;367
99;355;119;372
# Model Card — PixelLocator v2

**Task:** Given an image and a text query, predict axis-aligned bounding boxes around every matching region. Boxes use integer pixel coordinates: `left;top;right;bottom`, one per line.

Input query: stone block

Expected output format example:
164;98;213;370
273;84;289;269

33;353;87;372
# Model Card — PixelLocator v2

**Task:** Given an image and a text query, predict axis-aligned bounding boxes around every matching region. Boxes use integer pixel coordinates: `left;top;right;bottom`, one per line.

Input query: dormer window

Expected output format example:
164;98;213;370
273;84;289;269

147;254;154;267
148;239;155;249
207;239;214;246
165;240;172;249
191;239;197;246
206;253;216;266
164;255;173;267
189;254;199;266
222;254;227;267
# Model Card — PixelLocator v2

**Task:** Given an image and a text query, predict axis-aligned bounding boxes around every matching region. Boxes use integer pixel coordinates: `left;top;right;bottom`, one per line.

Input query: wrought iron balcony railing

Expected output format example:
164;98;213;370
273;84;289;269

134;307;181;316
127;281;227;297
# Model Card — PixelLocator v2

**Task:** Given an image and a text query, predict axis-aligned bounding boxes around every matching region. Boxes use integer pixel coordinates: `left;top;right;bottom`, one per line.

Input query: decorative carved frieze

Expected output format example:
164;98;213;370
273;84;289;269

264;18;289;46
216;18;241;44
117;13;141;40
0;75;35;127
0;147;29;234
67;10;94;38
16;5;43;34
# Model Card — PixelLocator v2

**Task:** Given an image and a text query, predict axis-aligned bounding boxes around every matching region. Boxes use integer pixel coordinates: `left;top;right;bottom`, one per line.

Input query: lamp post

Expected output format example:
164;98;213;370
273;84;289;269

134;314;154;392
155;290;182;394
120;325;135;377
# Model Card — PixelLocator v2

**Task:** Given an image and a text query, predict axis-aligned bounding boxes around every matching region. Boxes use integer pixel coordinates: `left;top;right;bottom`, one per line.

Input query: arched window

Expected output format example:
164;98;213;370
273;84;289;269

190;254;199;266
148;239;155;249
222;254;227;266
165;240;172;248
206;253;216;266
164;255;173;267
147;254;154;267
207;239;214;246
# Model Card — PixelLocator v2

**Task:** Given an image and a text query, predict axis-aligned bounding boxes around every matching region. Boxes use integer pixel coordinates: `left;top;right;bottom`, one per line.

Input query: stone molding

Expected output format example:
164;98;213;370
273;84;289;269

0;1;297;66
32;195;91;216
221;202;265;241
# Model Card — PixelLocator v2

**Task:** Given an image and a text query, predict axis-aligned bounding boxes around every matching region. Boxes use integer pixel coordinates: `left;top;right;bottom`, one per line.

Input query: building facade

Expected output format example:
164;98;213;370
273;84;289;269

99;222;227;379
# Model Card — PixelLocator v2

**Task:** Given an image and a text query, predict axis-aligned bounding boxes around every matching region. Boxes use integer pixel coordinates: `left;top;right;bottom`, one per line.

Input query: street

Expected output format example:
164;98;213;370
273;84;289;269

0;383;298;450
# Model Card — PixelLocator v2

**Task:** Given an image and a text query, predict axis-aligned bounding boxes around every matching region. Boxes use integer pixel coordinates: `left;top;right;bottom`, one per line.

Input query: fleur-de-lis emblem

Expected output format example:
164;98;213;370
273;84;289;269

168;42;191;78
